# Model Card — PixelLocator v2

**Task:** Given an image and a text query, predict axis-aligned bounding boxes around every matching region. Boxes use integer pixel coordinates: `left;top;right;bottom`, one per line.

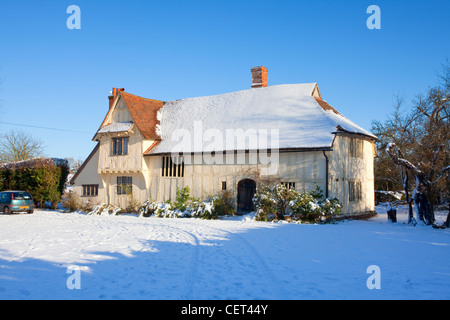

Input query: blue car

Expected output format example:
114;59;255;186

0;191;35;214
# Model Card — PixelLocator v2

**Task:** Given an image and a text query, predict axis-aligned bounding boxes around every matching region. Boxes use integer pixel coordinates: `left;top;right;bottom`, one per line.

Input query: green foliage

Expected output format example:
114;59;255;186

253;184;279;221
254;184;341;223
289;192;319;221
139;200;159;217
212;190;235;217
172;186;191;211
125;189;140;214
139;187;235;220
272;184;299;219
0;158;69;209
188;199;214;219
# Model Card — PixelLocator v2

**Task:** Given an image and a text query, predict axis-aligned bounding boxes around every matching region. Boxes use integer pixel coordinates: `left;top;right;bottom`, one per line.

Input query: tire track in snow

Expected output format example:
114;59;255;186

103;217;284;299
154;222;200;300
85;218;201;299
185;221;286;299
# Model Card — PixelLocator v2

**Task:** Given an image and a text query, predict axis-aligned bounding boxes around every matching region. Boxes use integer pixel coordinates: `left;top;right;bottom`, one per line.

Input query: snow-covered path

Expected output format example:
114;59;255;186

0;206;449;300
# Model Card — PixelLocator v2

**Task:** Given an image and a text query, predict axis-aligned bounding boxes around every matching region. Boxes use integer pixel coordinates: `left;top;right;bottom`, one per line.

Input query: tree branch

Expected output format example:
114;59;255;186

430;165;450;185
386;143;422;176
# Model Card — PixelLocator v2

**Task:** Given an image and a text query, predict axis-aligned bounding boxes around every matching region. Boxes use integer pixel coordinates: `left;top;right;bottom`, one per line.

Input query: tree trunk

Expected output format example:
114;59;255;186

401;168;415;225
413;179;434;225
445;204;450;228
386;143;449;228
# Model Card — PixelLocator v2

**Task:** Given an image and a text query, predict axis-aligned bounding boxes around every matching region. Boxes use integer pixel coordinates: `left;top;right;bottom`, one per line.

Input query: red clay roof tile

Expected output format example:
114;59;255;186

97;92;164;141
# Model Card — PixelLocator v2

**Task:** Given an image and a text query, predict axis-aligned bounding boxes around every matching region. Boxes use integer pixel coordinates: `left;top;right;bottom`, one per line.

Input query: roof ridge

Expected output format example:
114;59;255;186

314;97;342;116
163;83;318;104
120;91;165;103
314;97;377;139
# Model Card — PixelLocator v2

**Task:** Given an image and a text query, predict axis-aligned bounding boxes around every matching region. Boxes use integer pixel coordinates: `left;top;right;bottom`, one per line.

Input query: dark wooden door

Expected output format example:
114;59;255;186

237;179;256;213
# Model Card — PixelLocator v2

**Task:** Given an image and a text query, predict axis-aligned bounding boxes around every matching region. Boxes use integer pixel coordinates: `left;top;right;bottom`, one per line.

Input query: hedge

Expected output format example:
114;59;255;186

0;158;69;209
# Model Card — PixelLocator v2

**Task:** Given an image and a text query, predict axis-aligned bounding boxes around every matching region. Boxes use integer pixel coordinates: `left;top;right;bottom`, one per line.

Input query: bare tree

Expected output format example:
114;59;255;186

0;130;45;163
65;157;84;174
371;97;418;193
383;64;449;227
386;143;449;226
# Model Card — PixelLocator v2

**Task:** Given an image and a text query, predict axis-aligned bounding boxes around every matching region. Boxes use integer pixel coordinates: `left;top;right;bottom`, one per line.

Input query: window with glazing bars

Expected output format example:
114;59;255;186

281;182;296;190
161;156;184;177
112;137;129;155
349;181;362;202
117;176;132;195
82;185;98;196
349;138;363;158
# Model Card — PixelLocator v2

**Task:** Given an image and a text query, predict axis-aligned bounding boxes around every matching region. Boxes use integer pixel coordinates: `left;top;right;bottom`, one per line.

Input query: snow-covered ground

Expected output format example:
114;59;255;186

0;205;449;300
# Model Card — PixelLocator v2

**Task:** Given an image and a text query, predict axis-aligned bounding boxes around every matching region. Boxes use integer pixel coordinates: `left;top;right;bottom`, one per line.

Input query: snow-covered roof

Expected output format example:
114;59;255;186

147;84;376;155
97;121;134;134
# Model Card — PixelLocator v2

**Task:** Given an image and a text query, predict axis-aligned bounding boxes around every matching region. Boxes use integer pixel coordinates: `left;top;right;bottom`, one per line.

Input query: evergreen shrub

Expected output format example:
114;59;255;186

254;184;341;223
0;158;69;209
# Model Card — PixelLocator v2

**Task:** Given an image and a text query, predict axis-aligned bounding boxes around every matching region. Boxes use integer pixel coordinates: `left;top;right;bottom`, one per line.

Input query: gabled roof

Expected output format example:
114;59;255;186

96;92;164;141
145;83;376;155
92;83;375;157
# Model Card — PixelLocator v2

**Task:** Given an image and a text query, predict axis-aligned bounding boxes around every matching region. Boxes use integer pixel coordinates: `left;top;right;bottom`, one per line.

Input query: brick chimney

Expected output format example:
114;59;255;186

251;66;268;88
108;88;125;109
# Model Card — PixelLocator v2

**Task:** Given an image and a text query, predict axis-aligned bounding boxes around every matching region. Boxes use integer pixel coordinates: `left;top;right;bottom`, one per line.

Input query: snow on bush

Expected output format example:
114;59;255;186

254;184;341;223
86;185;341;223
88;203;122;216
82;187;234;220
138;187;234;220
138;199;215;219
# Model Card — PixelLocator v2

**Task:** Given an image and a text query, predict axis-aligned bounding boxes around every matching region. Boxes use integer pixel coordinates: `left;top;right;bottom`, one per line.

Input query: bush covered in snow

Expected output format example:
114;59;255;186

254;184;341;223
139;187;235;220
253;185;280;221
138;198;214;219
83;184;341;223
88;203;122;216
211;190;235;217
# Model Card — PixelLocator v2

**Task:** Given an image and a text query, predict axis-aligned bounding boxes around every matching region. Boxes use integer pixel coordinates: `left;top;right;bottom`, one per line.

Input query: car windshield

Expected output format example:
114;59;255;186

12;192;32;200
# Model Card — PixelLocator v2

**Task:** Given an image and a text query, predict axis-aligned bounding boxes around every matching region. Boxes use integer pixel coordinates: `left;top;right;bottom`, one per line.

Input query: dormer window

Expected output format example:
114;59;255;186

112;137;129;155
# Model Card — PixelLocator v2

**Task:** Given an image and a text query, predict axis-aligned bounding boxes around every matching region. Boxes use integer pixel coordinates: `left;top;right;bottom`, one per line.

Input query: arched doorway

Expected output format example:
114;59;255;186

237;179;256;213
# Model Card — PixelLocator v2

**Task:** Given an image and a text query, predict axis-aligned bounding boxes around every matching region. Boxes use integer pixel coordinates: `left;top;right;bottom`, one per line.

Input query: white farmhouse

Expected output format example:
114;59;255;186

71;67;377;217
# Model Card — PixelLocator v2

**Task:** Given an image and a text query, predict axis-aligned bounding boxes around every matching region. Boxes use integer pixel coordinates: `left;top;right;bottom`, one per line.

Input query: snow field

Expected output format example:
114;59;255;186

0;205;449;300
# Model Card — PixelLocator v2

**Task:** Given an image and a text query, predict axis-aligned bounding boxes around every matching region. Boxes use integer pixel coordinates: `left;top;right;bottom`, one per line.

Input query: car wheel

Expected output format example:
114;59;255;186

27;210;34;214
4;207;11;215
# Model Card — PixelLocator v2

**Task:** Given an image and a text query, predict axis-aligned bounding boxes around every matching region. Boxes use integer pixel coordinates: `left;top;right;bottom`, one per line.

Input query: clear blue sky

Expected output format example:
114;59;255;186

0;0;449;161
